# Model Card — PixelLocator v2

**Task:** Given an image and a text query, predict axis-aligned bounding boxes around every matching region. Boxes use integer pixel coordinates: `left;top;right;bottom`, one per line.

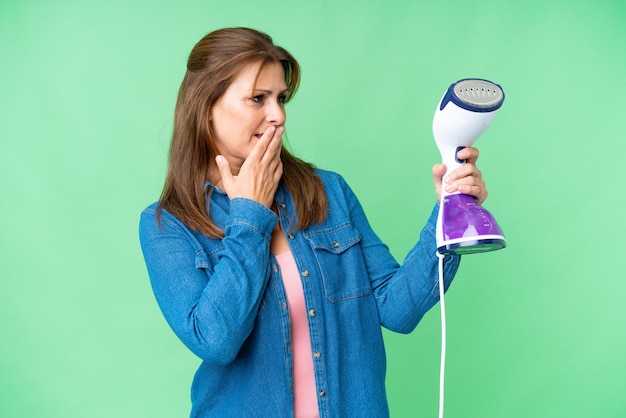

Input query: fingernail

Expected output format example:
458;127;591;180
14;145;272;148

215;155;224;163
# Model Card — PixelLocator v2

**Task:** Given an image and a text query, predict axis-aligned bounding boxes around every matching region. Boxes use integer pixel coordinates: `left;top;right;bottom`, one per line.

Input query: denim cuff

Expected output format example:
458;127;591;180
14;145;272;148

226;198;278;240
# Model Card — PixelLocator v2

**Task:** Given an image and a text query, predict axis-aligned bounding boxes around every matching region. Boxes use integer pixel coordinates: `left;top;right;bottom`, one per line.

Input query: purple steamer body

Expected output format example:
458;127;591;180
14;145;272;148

439;194;505;255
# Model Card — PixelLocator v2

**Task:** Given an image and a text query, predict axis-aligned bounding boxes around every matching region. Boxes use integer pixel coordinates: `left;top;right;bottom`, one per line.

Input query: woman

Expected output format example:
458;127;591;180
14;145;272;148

139;27;487;418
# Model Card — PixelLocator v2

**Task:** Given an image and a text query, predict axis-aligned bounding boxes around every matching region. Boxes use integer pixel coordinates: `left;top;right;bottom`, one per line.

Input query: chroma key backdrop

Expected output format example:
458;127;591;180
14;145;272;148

1;0;625;417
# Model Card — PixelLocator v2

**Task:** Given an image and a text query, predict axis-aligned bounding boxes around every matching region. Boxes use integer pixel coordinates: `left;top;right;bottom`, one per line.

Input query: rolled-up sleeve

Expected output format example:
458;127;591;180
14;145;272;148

138;198;278;365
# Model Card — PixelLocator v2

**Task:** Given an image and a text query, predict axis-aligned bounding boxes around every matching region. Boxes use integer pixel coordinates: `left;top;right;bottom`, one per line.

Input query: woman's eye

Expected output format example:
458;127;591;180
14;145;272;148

251;94;286;104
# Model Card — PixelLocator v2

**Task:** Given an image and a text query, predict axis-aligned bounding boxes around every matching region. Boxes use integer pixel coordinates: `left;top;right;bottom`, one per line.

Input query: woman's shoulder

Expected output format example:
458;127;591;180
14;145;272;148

140;201;164;222
313;167;349;187
139;201;189;234
311;168;359;207
141;201;159;214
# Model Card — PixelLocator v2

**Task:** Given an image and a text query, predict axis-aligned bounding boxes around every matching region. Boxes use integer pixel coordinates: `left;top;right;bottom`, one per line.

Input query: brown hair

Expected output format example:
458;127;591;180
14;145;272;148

157;27;328;238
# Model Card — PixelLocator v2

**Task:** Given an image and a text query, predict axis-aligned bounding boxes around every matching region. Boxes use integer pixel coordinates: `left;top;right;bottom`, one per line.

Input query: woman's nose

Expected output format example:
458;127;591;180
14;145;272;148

266;101;286;125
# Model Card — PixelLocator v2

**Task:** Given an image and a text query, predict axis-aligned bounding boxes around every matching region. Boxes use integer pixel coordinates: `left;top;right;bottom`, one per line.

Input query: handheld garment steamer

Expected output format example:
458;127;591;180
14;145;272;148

433;78;505;418
433;78;506;255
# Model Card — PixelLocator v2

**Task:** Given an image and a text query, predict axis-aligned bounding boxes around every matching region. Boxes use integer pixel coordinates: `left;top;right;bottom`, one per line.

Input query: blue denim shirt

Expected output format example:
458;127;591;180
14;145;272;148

139;169;460;417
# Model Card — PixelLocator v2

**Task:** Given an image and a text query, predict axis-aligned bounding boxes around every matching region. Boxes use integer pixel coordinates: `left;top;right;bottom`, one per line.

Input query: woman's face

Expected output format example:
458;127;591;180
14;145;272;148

210;61;288;171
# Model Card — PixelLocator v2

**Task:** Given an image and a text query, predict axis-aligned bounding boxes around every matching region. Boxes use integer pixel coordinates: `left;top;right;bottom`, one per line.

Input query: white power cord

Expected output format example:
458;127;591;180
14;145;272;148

436;251;447;418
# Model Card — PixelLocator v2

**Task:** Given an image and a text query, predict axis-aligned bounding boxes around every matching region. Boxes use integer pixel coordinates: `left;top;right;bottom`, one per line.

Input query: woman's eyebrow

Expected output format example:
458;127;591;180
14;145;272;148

253;87;289;94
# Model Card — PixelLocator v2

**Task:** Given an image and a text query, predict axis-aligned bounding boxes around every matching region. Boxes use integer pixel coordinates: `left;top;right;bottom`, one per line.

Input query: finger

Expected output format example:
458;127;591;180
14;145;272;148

432;164;446;188
260;128;283;175
456;146;479;163
267;152;282;176
446;170;487;196
246;126;277;163
446;162;482;184
457;184;488;204
432;163;446;179
261;126;284;163
272;159;284;184
215;155;235;192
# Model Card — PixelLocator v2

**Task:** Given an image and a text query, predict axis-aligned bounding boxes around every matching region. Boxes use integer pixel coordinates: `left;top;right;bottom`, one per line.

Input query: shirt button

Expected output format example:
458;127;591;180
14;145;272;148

279;202;286;208
282;302;287;310
302;270;309;277
333;241;340;248
313;352;321;358
272;264;278;272
288;233;295;239
319;390;326;397
308;309;316;317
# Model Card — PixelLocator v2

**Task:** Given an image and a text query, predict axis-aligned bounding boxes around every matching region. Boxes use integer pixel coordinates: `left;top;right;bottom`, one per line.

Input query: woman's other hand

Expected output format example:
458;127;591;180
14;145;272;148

431;146;488;204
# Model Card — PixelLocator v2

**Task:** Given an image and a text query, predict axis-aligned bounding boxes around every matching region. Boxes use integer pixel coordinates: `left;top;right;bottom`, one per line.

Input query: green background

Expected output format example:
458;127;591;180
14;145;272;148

2;0;625;416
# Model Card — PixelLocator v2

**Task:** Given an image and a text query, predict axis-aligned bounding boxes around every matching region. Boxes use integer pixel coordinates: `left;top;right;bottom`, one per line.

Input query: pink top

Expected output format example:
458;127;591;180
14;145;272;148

275;251;320;418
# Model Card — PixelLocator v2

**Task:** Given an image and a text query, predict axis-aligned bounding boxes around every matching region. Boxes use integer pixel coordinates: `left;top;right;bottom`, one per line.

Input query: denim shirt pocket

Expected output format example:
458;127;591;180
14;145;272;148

304;223;372;303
